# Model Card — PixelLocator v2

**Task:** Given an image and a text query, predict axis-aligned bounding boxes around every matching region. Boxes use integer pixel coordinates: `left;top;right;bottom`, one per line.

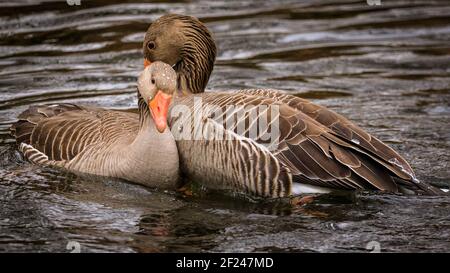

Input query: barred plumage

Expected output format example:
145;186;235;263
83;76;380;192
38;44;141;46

10;63;179;189
144;14;445;196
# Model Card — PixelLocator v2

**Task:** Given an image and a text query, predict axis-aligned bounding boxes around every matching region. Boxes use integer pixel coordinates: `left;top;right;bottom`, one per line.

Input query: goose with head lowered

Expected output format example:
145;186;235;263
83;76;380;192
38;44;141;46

11;62;179;189
142;14;445;197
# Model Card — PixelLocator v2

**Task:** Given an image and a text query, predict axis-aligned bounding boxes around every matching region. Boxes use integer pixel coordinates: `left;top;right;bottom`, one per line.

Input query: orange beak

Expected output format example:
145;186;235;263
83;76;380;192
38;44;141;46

149;90;172;133
144;59;151;68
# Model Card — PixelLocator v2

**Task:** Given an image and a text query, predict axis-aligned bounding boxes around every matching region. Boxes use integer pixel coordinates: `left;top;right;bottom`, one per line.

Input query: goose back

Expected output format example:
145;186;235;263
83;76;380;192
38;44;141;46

169;91;442;197
11;102;179;188
142;14;444;196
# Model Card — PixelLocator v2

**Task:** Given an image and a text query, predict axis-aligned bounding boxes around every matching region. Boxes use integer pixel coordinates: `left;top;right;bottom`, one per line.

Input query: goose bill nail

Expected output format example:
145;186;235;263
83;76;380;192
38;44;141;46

149;90;172;133
144;59;151;68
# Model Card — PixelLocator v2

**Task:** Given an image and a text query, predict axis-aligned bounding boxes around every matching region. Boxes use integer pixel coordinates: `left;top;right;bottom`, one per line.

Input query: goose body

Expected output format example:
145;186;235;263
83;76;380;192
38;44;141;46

11;62;179;189
142;14;444;197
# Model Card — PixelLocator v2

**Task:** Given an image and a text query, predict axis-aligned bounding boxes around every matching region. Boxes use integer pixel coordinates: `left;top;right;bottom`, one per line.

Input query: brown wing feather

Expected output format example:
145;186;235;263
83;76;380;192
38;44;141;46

11;104;139;163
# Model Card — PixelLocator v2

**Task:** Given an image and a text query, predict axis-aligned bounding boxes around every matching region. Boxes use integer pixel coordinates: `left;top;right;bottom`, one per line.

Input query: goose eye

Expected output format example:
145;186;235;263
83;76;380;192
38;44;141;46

147;41;156;50
151;78;156;85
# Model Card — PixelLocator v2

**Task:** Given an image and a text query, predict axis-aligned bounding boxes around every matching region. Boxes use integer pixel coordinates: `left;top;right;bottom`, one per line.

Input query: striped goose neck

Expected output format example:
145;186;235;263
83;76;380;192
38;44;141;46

137;91;151;128
176;27;216;94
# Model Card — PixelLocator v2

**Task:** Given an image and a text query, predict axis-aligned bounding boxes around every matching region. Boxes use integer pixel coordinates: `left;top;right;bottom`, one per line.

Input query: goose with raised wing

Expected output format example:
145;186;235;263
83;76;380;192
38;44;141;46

11;62;179;189
142;14;444;197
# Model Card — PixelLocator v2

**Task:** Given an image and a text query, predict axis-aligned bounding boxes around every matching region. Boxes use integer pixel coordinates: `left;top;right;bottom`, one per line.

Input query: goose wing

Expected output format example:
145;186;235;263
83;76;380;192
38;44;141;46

238;89;442;195
10;104;139;165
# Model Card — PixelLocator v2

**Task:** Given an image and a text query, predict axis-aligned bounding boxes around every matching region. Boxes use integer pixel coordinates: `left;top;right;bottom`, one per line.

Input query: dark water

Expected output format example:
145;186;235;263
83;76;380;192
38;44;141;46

1;0;450;252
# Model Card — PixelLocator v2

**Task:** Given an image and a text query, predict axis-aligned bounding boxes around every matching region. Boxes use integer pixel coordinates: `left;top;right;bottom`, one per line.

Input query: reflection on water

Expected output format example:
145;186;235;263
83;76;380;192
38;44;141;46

1;0;450;252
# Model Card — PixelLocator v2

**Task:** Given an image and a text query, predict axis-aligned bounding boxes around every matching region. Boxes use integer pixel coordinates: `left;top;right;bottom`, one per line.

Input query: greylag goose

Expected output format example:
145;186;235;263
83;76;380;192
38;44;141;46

10;61;179;189
141;14;444;197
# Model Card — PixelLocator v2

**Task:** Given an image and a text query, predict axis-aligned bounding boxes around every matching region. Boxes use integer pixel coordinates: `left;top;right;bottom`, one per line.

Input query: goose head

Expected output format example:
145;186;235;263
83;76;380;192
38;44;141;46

137;61;177;133
143;14;217;94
